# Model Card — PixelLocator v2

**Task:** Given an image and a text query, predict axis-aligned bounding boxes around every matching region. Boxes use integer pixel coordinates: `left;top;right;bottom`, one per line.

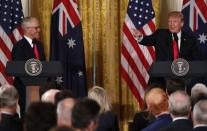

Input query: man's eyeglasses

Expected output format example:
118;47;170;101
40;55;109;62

27;26;40;30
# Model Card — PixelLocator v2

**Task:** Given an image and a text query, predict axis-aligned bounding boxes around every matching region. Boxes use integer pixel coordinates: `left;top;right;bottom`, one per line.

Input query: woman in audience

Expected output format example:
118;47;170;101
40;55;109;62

88;86;119;131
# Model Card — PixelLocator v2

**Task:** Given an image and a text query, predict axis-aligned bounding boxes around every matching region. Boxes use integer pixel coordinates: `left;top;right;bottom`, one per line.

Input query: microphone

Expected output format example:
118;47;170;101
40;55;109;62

173;33;178;41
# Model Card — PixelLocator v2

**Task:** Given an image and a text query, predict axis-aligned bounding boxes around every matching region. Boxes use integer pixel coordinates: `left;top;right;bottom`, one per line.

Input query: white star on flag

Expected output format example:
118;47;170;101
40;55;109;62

198;33;207;44
56;77;63;85
67;38;76;48
78;71;83;77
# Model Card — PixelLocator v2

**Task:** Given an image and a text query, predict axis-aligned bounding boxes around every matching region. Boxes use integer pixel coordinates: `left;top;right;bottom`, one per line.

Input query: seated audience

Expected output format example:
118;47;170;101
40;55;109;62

193;100;207;131
141;88;172;131
0;84;23;131
88;86;119;131
41;89;60;103
57;98;76;127
191;83;207;107
24;102;57;131
160;90;193;131
72;98;100;131
129;86;155;131
55;89;75;106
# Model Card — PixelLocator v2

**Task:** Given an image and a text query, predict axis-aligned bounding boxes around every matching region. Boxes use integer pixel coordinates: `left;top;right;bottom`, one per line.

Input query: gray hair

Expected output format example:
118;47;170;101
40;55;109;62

21;16;36;30
169;90;191;117
193;100;207;124
0;84;19;107
191;83;207;106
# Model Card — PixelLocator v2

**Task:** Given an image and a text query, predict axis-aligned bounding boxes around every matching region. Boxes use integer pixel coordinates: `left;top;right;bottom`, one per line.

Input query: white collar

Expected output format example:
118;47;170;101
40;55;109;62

24;35;33;47
194;124;207;128
173;116;188;121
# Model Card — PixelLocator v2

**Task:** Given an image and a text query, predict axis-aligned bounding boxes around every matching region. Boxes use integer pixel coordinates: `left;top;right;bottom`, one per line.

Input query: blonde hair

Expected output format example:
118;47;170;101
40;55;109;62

88;86;111;113
168;11;184;22
145;88;168;116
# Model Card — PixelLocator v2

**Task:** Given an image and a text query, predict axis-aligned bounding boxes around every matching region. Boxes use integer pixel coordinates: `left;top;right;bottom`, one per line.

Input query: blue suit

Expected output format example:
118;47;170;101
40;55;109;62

141;114;172;131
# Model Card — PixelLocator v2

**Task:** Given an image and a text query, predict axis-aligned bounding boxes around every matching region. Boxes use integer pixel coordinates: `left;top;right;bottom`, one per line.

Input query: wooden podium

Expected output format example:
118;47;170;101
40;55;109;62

6;61;62;107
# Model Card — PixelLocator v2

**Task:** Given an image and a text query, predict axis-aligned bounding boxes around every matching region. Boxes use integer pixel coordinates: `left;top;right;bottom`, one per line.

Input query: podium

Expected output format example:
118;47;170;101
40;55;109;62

6;61;63;107
149;61;207;77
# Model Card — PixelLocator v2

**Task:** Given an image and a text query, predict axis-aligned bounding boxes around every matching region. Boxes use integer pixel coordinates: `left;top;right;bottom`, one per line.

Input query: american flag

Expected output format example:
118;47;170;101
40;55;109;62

182;0;207;60
0;0;24;86
50;0;87;97
121;0;156;107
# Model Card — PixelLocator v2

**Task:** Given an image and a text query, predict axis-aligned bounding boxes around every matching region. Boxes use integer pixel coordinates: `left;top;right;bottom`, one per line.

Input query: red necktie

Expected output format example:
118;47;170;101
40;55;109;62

172;33;178;60
33;44;40;59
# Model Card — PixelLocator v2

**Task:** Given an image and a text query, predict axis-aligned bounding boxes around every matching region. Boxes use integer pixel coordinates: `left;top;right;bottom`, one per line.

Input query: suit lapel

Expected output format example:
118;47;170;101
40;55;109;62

179;32;186;57
22;38;36;59
166;31;174;60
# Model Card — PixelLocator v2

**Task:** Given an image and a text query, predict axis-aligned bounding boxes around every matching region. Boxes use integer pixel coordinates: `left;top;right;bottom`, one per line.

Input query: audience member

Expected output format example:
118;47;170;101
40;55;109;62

24;102;57;131
0;84;23;131
72;98;100;131
141;88;171;131
55;89;75;106
166;78;186;95
191;83;207;107
129;85;155;131
57;98;76;127
193;100;207;131
41;89;60;103
160;90;193;131
88;86;119;131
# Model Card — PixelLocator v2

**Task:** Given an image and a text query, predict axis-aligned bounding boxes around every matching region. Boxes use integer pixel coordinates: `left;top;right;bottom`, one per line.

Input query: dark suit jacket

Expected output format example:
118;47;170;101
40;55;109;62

96;111;119;131
129;111;155;131
142;114;172;131
159;119;193;131
140;29;201;61
11;37;46;118
194;126;207;131
12;37;45;61
0;113;23;131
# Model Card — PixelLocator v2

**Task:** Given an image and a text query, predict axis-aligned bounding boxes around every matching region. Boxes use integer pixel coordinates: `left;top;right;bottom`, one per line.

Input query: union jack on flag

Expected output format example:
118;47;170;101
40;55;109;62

50;0;87;97
182;0;207;60
121;0;156;107
0;0;24;86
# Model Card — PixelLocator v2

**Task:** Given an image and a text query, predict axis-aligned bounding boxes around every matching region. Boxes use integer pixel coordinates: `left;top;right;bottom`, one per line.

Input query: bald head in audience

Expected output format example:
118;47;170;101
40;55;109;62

41;89;60;103
57;98;76;127
145;88;169;116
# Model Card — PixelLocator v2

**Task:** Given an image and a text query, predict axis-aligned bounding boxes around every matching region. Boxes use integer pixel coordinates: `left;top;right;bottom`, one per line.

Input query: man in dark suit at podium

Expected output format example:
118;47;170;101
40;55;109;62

133;11;201;87
11;16;46;118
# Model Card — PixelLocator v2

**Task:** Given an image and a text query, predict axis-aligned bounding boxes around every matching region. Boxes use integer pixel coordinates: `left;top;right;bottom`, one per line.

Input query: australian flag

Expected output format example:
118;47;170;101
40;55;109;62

182;0;207;60
50;0;87;97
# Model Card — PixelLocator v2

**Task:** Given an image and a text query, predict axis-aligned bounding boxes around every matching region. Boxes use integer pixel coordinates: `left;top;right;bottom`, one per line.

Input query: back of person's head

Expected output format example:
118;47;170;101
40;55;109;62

191;83;207;107
193;100;207;125
145;88;168;116
0;84;19;108
25;102;57;131
41;89;60;103
57;98;76;127
55;89;75;105
88;86;111;113
72;98;100;131
166;78;186;95
168;90;191;117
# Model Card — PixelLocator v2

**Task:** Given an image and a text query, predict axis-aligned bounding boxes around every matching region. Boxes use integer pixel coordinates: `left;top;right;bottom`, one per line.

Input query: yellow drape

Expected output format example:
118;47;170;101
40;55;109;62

31;0;160;130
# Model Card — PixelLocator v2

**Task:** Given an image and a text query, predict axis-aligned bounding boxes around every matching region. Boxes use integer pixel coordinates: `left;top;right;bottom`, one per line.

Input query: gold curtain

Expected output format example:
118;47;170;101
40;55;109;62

31;0;160;130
